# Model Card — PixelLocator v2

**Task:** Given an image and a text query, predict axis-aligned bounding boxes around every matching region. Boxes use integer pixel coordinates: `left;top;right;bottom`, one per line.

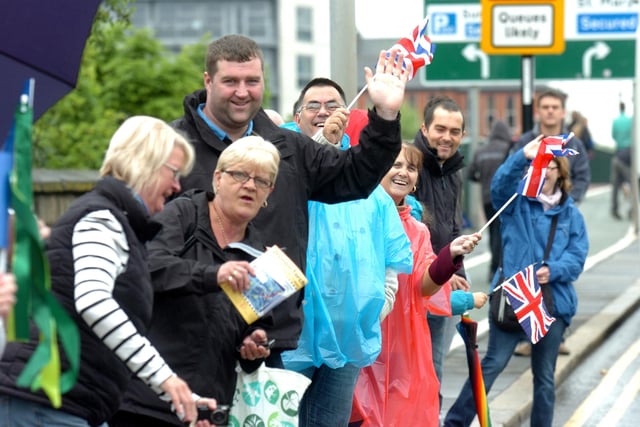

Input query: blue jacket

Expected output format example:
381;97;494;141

281;125;412;370
491;150;589;325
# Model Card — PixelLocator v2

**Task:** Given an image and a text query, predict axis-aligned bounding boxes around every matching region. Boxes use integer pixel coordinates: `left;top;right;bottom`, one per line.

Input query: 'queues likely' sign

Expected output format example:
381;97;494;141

480;0;565;55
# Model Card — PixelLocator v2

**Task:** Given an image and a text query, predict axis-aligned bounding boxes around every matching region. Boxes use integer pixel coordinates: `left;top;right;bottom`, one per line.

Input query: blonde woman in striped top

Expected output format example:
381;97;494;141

0;116;216;427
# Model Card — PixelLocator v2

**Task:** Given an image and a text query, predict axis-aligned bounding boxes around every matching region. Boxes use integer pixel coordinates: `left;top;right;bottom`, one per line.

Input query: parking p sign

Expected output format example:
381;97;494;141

432;13;457;35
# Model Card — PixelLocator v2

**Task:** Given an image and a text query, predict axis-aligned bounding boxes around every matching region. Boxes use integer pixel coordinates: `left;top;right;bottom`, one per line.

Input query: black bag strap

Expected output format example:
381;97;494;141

543;215;559;262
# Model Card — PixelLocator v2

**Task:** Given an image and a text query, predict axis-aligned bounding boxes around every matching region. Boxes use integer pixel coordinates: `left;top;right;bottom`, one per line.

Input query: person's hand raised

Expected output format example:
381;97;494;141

523;135;544;160
364;49;410;121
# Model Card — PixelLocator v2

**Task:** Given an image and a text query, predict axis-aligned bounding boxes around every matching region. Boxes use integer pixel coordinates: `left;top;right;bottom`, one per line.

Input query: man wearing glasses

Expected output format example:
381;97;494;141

279;78;412;427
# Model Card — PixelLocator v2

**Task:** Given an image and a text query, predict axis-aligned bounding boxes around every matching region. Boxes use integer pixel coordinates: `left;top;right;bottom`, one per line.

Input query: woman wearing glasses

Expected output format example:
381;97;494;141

111;135;280;427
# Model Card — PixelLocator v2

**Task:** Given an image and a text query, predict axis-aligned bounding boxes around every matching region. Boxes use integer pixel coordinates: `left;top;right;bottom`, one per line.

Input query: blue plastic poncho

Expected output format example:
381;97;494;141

282;186;413;370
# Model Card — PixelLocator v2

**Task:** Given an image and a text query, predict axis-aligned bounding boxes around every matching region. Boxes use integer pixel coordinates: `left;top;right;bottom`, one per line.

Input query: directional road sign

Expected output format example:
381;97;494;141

423;0;637;85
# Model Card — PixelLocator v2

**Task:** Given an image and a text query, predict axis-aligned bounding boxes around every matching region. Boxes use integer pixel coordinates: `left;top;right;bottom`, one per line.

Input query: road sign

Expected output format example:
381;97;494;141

421;39;635;86
424;0;637;83
480;0;565;55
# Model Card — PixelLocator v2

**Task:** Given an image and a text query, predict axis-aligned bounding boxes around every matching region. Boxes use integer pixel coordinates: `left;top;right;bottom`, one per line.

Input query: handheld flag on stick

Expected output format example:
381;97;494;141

502;264;555;344
477;133;579;234
518;133;576;198
347;16;435;110
390;16;435;80
457;315;491;427
6;79;80;407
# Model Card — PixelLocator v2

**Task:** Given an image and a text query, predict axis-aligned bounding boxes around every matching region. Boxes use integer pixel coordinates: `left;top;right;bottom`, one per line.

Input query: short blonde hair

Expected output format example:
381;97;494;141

100;116;195;194
214;136;280;189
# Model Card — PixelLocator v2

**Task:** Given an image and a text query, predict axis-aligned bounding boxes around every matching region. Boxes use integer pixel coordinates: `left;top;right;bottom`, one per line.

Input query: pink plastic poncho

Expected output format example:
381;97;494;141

351;205;449;427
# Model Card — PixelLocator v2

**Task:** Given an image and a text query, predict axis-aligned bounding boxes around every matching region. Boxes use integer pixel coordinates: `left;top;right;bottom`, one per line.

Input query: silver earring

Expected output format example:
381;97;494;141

262;200;268;208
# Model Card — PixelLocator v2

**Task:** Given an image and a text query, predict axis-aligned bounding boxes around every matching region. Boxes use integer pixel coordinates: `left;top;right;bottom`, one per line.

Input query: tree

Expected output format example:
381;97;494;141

33;0;205;169
400;103;422;141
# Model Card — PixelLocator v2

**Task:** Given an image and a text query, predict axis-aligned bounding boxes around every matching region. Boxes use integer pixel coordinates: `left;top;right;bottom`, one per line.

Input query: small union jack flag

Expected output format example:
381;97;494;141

502;264;556;344
518;133;578;197
390;17;435;80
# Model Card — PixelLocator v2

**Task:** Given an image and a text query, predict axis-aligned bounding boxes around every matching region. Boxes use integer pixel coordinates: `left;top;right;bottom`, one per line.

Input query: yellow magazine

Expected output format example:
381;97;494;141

221;245;307;324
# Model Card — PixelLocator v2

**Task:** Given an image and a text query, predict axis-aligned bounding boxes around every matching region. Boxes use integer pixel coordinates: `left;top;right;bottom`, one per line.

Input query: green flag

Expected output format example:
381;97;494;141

8;82;80;407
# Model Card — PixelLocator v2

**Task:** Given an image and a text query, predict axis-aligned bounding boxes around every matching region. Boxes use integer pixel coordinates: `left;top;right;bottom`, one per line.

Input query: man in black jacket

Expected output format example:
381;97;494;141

413;95;468;415
172;35;409;368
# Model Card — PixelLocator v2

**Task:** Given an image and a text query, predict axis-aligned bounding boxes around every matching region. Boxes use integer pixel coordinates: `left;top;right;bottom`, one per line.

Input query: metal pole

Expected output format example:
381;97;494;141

467;86;483;230
330;0;357;100
521;55;535;134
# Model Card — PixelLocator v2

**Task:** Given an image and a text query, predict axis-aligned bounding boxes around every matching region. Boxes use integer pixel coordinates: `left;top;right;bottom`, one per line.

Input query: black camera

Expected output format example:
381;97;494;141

197;404;230;426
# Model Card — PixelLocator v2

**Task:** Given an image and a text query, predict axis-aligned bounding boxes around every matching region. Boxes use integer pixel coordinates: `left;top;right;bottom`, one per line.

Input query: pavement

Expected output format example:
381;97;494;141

440;185;640;427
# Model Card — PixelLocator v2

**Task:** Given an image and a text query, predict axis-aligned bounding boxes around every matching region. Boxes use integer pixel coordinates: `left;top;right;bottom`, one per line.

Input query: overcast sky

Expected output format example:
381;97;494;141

355;0;423;39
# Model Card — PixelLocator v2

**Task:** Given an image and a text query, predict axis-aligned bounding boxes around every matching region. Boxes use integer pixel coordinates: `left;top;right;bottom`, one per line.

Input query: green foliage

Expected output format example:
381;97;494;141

400;103;422;141
33;0;206;169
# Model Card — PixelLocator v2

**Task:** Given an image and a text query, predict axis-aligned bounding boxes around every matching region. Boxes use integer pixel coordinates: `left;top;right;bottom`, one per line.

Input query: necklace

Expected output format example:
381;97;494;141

211;202;229;247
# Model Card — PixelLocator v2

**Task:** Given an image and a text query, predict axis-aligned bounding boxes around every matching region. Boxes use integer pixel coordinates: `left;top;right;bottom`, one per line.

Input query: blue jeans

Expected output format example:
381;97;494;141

298;363;361;427
0;395;107;427
443;316;567;427
428;313;458;410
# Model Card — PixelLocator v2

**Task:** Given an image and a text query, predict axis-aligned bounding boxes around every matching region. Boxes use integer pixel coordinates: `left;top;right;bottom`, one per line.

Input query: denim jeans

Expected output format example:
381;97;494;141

297;363;361;427
0;395;107;427
428;313;458;410
443;316;567;427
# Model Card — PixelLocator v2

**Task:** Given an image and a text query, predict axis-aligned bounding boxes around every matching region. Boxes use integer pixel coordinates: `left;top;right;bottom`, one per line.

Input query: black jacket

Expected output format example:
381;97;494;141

0;177;161;427
172;89;402;349
413;130;466;257
468;120;513;205
116;190;270;425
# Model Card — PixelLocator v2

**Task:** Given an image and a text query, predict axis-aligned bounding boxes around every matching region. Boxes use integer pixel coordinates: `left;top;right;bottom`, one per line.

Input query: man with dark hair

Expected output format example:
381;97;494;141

290;77;350;147
413;95;469;416
281;76;412;427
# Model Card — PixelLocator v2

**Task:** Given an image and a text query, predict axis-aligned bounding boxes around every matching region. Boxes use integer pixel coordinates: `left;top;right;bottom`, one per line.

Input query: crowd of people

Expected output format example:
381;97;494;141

1;32;613;427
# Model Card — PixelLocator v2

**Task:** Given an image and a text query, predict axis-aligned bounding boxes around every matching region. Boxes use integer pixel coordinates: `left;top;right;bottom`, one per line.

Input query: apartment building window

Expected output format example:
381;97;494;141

297;55;313;88
507;95;516;129
245;3;269;39
486;94;495;129
297;7;313;41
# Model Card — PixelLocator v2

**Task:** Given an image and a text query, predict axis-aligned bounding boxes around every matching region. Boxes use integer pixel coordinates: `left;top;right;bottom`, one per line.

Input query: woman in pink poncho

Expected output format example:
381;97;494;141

351;143;481;427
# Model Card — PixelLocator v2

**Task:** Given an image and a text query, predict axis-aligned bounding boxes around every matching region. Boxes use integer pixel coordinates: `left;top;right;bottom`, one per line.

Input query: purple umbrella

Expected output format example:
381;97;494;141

0;0;101;140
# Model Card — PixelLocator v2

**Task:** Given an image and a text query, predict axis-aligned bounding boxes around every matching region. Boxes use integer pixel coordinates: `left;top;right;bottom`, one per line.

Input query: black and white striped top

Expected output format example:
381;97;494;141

72;209;174;400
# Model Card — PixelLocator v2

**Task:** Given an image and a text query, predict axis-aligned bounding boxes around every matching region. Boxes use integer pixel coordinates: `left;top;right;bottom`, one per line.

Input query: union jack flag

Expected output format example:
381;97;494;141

502;264;556;344
518;133;578;197
390;16;435;80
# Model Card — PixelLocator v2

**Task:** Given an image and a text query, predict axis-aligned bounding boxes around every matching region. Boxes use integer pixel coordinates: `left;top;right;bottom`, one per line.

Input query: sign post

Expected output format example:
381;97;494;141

480;0;565;134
